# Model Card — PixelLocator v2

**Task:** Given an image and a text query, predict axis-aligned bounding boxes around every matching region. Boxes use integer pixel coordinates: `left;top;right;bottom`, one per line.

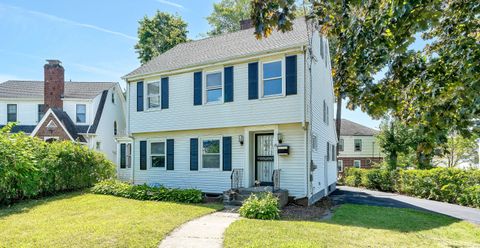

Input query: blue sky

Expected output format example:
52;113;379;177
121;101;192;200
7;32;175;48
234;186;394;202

0;0;427;130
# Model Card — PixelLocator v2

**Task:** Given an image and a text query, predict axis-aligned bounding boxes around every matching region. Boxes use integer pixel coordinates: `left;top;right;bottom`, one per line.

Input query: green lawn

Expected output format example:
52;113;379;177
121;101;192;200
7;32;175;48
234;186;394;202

224;204;480;248
0;192;222;248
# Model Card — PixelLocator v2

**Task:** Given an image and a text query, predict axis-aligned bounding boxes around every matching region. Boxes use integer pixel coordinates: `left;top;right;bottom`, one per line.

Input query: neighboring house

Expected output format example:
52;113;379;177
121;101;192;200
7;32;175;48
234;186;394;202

0;60;126;162
337;119;383;173
117;18;337;205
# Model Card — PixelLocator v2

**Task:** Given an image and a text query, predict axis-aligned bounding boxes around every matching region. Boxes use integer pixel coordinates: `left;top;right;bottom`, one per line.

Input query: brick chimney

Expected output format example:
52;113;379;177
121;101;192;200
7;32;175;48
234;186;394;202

240;19;253;30
44;59;64;110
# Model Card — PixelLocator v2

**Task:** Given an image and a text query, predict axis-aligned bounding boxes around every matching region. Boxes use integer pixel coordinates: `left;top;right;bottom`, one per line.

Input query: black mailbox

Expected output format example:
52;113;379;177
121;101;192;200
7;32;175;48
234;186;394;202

277;145;290;155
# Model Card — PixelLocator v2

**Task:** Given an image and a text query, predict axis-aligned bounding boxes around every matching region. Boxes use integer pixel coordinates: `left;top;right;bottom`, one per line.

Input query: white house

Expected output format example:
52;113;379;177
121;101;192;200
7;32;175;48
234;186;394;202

337;119;383;173
0;60;126;162
117;19;337;204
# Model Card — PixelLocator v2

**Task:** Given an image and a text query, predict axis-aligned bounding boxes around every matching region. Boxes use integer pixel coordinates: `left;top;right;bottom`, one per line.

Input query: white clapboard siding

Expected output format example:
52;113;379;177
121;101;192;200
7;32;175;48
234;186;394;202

130;123;308;198
128;54;305;134
339;135;383;158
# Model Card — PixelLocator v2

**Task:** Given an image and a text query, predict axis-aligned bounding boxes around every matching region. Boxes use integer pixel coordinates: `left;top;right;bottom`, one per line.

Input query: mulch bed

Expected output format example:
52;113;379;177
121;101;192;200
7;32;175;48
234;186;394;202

280;197;334;221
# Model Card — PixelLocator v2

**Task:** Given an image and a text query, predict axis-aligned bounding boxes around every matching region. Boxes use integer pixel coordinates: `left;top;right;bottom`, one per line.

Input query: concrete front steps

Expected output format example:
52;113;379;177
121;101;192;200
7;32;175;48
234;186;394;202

223;187;289;207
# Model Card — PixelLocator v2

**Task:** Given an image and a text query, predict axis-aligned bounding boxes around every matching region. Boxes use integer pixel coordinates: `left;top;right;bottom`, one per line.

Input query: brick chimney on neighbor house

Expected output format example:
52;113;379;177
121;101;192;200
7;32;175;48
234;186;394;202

240;19;253;30
44;59;64;110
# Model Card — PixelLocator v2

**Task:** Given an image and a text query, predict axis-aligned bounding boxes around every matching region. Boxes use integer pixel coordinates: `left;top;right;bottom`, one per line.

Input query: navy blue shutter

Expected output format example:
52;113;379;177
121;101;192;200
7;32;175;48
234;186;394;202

286;55;297;95
190;138;199;170
161;77;169;109
193;72;202;105
120;143;126;168
140;141;147;170
224;66;234;102
222;136;232;171
166;139;174;170
248;62;259;100
137;81;144;111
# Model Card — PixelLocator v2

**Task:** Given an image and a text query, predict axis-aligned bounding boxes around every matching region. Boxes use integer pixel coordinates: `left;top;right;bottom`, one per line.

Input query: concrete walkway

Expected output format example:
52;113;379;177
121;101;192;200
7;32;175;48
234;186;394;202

331;186;480;225
159;211;240;248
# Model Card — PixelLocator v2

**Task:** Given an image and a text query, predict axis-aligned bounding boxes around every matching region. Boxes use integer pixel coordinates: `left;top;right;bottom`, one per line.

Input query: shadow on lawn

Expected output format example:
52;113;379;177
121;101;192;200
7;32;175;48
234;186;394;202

0;191;85;218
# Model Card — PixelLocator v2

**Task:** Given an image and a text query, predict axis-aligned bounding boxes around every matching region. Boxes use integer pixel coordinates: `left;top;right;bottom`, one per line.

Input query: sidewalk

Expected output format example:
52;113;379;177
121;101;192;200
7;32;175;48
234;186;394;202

159;211;240;248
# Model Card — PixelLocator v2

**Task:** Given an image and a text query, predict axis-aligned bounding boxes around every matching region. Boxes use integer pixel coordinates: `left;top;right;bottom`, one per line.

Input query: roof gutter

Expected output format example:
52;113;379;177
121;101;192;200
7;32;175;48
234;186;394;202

122;43;306;82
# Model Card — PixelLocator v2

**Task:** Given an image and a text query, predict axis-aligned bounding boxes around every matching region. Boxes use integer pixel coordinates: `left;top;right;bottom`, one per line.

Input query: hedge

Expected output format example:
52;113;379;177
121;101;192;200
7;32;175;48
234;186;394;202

91;179;204;204
0;126;115;205
344;167;480;208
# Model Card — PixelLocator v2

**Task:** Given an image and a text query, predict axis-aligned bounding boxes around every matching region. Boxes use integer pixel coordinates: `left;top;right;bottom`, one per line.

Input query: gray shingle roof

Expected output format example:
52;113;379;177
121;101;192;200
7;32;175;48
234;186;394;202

0;80;116;99
124;18;309;79
340;119;379;136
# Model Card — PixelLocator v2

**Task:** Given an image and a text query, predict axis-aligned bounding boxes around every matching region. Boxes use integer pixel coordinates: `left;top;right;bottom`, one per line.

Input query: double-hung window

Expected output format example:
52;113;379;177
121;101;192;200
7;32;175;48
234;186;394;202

76;104;86;123
337;160;343;172
147;81;160;109
338;139;344;151
354;139;362;152
7;104;17;122
262;60;283;97
202;138;220;169
354;160;361;168
205;71;222;103
150;141;166;168
38;104;45;122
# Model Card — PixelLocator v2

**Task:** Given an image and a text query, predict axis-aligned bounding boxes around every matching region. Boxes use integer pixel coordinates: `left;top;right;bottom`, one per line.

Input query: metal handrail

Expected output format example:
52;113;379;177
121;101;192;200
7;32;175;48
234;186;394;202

230;168;244;189
272;169;281;191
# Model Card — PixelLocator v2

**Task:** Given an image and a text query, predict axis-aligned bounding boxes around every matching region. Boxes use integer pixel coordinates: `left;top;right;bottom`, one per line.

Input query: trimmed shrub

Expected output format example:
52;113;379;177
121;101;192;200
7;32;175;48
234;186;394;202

0;125;115;205
344;167;480;208
239;192;280;220
91;179;204;204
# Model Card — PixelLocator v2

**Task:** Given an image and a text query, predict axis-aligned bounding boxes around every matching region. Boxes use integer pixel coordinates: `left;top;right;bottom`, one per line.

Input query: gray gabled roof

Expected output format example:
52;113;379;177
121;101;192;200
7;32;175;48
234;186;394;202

0;80;116;99
124;18;309;79
340;119;379;136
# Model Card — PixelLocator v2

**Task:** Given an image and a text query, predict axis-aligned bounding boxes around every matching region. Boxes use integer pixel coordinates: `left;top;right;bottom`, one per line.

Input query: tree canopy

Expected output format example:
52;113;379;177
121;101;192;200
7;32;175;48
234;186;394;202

250;0;479;166
206;0;252;36
135;11;188;64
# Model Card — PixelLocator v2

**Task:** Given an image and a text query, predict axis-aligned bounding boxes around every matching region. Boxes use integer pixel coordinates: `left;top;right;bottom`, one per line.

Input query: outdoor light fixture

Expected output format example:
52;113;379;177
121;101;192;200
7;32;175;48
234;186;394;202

278;133;284;144
238;135;244;145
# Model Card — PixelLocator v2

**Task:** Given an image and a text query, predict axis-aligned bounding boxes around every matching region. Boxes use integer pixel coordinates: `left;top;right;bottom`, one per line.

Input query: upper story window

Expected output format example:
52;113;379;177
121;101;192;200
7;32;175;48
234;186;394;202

7;104;17;122
111;92;115;104
38;104;45;122
354;139;362;152
338;139;344;151
147;81;160;109
202;138;220;169
205;71;222;103
113;121;117;135
262;60;283;97
150;141;166;168
323;100;329;125
76;104;86;123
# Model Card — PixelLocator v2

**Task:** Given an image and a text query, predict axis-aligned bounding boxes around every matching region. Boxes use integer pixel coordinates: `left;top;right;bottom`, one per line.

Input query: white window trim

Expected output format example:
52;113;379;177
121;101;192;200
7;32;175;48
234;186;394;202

145;80;161;110
148;139;167;170
199;136;223;171
260;58;286;99
354;160;361;168
119;142;132;169
312;134;318;151
76;104;86;124
354;139;362;152
338;160;344;172
203;69;224;105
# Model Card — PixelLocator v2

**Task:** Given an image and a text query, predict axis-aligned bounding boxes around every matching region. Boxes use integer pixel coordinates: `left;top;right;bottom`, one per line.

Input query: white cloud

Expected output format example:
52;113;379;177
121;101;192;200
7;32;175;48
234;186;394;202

0;4;137;41
155;0;185;9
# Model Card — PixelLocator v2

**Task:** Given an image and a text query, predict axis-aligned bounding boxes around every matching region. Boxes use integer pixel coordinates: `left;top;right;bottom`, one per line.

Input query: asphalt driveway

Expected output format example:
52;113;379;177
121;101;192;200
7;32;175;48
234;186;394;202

331;186;480;225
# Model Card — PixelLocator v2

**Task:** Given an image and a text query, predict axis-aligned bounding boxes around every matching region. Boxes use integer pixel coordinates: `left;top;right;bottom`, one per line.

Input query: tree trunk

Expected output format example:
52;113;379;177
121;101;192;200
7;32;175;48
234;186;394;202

336;95;342;156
